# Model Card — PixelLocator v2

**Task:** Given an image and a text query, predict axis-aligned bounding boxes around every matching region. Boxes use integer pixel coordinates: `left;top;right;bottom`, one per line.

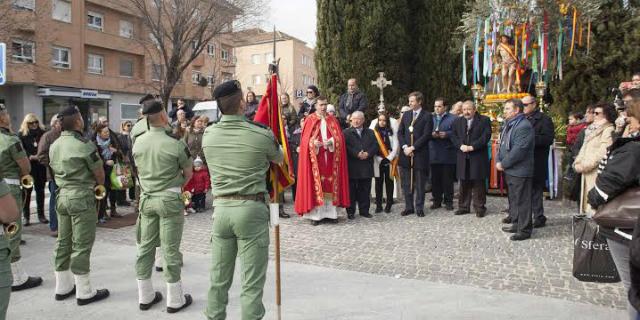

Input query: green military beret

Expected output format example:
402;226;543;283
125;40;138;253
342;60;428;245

58;106;80;119
142;100;163;115
213;80;242;100
139;93;156;105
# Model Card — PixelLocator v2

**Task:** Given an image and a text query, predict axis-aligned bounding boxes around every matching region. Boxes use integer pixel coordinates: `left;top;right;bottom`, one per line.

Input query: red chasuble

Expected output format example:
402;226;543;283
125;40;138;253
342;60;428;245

294;113;350;215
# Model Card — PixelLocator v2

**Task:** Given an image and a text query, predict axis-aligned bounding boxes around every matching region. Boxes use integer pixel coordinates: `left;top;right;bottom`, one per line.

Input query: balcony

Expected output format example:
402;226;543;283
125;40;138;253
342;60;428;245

12;9;36;32
6;62;36;84
85;29;144;56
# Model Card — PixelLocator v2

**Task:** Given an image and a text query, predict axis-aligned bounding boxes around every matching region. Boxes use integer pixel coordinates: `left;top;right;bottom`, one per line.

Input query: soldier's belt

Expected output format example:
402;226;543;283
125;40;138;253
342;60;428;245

214;193;265;203
3;179;20;186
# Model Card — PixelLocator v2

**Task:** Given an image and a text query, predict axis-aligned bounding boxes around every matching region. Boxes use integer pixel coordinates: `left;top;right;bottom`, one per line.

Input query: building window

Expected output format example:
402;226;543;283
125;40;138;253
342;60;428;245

251;54;261;65
206;75;214;87
119;59;134;77
13;0;35;10
252;74;261;85
52;0;71;23
87;54;104;74
87;11;104;30
222;72;233;81
120;20;134;39
221;49;229;61
191;71;201;84
151;64;163;81
51;46;71;69
265;53;274;64
191;40;199;50
207;44;215;56
11;40;35;63
302;74;314;86
121;103;141;120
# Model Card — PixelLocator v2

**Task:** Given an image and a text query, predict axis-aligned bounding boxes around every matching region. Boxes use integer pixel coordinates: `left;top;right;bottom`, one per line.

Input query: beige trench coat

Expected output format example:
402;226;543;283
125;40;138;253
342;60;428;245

573;123;614;215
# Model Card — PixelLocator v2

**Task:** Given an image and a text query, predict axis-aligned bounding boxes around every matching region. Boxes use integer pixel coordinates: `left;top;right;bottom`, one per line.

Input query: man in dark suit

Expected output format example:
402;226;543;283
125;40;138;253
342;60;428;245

338;79;368;128
429;98;457;211
497;99;535;241
522;95;555;228
451;100;492;217
344;111;379;219
397;91;433;217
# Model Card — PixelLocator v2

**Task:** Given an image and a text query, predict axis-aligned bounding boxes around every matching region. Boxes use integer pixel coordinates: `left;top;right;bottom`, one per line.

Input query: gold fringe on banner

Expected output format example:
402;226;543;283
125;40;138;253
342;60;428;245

569;7;577;57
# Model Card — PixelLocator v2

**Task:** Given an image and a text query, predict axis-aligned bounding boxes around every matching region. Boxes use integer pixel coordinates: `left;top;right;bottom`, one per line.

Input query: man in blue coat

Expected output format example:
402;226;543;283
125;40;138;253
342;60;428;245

429;98;457;211
497;99;535;241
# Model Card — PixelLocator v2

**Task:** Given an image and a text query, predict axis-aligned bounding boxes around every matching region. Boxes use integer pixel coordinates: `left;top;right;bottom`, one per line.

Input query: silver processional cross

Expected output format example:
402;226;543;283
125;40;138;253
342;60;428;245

371;72;393;111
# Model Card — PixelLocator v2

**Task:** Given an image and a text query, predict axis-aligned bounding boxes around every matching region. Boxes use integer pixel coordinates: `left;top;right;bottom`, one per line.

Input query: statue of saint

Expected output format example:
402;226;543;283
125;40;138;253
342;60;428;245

496;35;518;93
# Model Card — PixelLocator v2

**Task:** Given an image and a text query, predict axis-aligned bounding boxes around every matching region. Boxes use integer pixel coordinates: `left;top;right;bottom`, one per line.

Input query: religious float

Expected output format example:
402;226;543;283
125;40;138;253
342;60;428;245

458;0;603;197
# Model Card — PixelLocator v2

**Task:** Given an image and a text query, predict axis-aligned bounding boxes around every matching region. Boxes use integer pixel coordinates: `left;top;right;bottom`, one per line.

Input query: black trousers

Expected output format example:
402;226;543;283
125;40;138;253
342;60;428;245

458;179;487;213
98;165;118;219
400;166;427;212
347;178;372;215
192;193;206;210
23;162;47;218
506;175;533;235
531;179;546;222
431;163;455;206
375;162;394;207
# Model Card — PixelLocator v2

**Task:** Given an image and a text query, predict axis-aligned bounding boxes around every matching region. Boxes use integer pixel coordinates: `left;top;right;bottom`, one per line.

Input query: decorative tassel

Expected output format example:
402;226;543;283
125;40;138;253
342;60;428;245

473;20;481;85
587;19;592;55
557;21;564;80
569;7;577;57
462;44;468;86
578;20;583;47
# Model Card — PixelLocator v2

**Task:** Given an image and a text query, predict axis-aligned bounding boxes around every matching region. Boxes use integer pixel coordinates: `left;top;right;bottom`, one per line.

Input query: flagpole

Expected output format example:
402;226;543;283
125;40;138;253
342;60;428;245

271;25;282;319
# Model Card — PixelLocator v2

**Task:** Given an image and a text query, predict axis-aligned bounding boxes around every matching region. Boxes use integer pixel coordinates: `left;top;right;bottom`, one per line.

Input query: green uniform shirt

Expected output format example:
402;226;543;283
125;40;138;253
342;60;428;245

0;127;27;179
49;131;103;191
202;115;283;199
131;117;172;146
0;180;8;197
132;126;191;193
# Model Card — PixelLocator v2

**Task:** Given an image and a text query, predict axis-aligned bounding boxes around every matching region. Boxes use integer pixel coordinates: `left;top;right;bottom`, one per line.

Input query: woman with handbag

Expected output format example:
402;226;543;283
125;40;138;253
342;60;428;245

94;123;124;222
573;102;616;215
117;121;134;206
588;92;640;320
18;113;48;225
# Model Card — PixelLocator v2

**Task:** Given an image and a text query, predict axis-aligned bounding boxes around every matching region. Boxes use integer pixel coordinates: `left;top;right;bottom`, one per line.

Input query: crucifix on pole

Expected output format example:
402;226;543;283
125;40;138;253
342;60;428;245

371;72;393;111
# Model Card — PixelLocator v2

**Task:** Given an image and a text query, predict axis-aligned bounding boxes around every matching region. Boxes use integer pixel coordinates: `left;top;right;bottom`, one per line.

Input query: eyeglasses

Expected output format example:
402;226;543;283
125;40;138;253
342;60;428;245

306;91;314;94
27;121;39;125
594;111;602;116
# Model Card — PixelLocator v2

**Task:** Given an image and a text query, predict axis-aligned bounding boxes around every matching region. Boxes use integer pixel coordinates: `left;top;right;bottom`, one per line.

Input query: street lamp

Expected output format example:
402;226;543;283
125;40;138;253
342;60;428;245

471;84;484;106
535;81;547;112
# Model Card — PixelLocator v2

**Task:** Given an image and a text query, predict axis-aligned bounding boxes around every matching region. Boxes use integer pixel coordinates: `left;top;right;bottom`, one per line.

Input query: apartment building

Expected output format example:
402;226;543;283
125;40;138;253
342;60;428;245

0;0;235;131
232;28;316;106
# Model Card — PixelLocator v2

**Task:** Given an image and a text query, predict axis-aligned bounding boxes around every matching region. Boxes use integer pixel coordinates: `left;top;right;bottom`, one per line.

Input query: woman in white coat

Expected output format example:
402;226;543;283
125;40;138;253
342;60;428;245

370;112;399;212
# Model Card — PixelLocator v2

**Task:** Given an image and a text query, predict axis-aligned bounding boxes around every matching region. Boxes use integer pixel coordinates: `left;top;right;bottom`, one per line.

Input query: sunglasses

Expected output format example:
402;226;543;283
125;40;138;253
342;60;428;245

28;121;39;124
306;91;314;94
594;111;602;115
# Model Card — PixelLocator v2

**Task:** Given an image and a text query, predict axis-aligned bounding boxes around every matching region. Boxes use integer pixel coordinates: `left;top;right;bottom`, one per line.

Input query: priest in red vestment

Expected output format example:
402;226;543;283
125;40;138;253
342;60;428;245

294;96;350;225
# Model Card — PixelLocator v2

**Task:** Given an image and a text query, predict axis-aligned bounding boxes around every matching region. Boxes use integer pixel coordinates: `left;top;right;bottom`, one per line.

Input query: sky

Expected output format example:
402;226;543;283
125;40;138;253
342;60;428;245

263;0;317;47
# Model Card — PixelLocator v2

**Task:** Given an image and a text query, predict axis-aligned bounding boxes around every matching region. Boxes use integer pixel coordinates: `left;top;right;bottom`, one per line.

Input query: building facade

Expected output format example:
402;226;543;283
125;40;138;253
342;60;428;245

0;0;235;132
232;29;316;108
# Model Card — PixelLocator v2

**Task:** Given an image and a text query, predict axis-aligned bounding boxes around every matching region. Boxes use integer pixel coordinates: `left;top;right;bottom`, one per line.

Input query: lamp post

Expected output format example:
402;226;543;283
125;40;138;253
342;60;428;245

535;81;547;112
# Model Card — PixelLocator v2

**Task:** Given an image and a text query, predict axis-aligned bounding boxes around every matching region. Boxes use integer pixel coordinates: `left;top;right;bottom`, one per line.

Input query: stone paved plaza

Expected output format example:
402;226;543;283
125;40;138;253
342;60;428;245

24;193;626;312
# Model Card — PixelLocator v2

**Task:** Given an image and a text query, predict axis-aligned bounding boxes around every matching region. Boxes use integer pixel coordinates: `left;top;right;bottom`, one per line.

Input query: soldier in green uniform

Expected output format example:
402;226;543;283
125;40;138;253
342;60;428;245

0;177;21;320
49;106;109;305
133;100;193;313
203;81;283;319
0;104;43;292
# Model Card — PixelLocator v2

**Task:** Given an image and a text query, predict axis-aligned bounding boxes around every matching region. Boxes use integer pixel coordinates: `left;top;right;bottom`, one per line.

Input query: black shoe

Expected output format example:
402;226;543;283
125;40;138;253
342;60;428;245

360;213;373;218
12;276;43;291
416;211;425;217
375;206;383;213
501;225;517;233
445;204;454;211
38;216;49;224
429;204;441;210
155;266;163;272
347;213;355;220
502;216;512;224
139;291;163;311
476;210;486;218
384;205;392;213
533;218;547;228
55;286;76;301
400;209;414;216
167;294;192;313
454;209;470;215
24;220;31;227
77;289;110;306
311;220;320;226
118;201;131;207
510;233;531;241
279;211;290;219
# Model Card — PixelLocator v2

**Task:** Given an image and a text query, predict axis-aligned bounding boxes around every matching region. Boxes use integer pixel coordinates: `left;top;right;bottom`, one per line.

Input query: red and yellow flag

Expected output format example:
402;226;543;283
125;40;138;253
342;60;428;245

253;73;295;200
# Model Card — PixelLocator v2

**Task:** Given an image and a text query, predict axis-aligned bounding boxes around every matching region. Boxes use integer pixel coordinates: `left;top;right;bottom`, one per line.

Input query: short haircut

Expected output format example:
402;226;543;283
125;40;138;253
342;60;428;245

627;100;640;119
95;123;110;135
623;88;640;100
217;90;243;115
351;111;365;119
593;102;617;124
462;100;475;109
408;91;424;104
434;97;446;105
50;114;60;127
506;99;524;112
348;78;357;84
569;111;584;120
61;113;80;131
316;95;328;103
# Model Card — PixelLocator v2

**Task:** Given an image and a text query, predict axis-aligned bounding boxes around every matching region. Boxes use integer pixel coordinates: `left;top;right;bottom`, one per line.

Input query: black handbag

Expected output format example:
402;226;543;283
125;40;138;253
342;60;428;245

572;216;621;283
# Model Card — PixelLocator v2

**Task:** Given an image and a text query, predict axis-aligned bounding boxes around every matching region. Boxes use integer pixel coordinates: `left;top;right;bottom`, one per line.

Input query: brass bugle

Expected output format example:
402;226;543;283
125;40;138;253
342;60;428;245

95;185;107;200
3;223;19;237
181;191;192;206
21;175;34;189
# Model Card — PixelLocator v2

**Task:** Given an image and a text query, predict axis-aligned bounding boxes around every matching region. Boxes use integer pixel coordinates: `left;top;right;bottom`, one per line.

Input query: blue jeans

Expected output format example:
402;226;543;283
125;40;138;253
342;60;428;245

49;180;58;231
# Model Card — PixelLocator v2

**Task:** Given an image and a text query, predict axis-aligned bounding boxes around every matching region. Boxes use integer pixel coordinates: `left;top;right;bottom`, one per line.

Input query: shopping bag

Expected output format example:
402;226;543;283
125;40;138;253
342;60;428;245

572;216;620;283
110;162;133;190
